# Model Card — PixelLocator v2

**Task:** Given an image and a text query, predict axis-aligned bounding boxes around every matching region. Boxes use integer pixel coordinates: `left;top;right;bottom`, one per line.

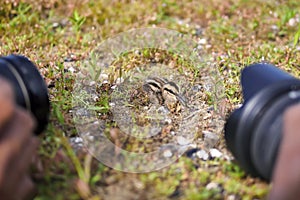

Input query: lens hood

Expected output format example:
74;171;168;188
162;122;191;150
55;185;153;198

235;80;300;180
225;63;300;181
0;55;49;134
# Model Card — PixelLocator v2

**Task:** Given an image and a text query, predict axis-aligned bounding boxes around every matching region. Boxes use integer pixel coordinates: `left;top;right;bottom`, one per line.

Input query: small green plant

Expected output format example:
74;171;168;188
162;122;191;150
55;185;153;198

293;25;300;47
222;161;245;179
70;10;86;32
9;3;34;27
279;7;296;28
70;10;86;40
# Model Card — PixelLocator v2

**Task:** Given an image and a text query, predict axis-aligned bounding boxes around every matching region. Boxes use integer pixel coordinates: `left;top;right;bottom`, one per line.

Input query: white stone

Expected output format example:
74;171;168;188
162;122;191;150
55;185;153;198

116;77;124;84
68;66;76;73
109;102;116;107
164;118;172;124
70;137;83;144
52;22;59;28
196;149;209;160
143;106;149;110
163;149;173;158
206;182;219;190
198;38;207;44
158;106;169;114
75;137;83;143
288;18;297;27
205;44;212;49
209;148;223;158
227;194;236;200
271;25;279;31
99;74;109;80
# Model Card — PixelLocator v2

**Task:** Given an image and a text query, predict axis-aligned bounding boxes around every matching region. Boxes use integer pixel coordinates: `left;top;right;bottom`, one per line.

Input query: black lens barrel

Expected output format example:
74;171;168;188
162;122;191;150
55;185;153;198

225;63;300;181
0;55;50;134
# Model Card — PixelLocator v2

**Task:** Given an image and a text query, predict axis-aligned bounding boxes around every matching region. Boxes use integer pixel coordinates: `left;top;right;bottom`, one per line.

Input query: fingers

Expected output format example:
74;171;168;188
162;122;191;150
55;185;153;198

14;175;37;200
8;137;39;181
0;108;36;186
0;78;38;200
268;103;300;200
283;103;300;133
0;108;36;152
0;78;14;130
0;109;34;183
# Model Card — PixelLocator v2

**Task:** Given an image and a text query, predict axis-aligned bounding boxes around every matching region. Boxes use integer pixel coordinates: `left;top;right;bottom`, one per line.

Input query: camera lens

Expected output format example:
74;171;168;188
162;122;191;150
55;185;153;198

0;55;50;134
225;63;300;181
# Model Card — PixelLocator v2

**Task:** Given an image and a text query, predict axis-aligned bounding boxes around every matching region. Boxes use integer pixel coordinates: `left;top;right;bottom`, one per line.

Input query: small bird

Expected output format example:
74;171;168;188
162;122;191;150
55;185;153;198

143;77;187;112
162;81;185;113
142;77;167;105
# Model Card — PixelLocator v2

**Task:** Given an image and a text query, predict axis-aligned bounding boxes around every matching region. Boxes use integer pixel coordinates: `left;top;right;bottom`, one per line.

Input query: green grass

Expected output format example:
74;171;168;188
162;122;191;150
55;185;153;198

1;0;300;199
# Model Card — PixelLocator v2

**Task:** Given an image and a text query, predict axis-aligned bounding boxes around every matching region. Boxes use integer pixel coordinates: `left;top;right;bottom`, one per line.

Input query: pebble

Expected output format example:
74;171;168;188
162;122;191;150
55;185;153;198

205;44;212;49
177;136;191;146
164;118;172;124
133;180;145;190
203;131;219;148
69;137;84;149
206;182;219;190
102;80;109;84
86;135;94;141
116;77;124;84
68;66;76;73
163;149;173;158
227;195;237;200
196;45;203;50
288;18;297;27
270;25;279;31
70;137;83;144
109;102;116;107
198;38;207;45
196;149;209;160
157;106;169;114
209;148;223;158
99;73;109;80
93;121;100;125
52;22;60;28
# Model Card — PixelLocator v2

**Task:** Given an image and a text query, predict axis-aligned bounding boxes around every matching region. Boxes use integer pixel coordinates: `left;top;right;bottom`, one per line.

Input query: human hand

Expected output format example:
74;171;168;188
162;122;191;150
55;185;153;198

268;103;300;200
0;78;38;200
